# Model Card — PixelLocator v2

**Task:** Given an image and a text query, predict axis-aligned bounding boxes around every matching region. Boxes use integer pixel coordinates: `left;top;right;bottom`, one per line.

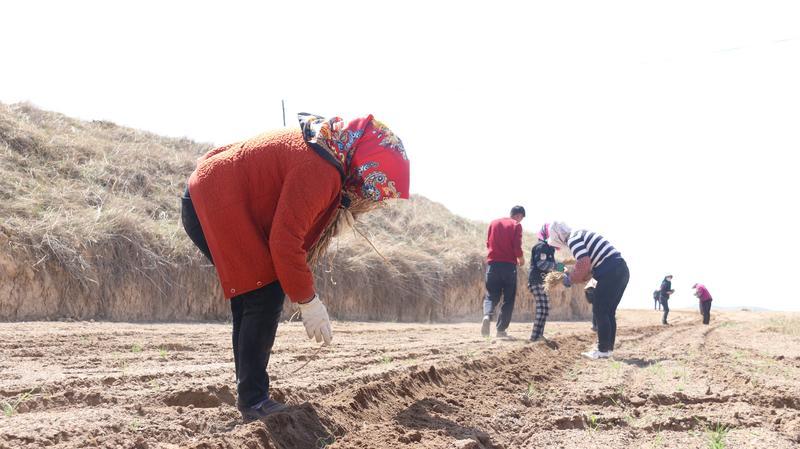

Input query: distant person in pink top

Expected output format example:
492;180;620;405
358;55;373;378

481;206;526;338
693;283;713;325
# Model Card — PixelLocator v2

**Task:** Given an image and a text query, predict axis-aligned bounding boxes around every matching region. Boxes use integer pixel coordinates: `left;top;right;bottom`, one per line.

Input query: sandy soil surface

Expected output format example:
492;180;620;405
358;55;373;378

1;309;799;448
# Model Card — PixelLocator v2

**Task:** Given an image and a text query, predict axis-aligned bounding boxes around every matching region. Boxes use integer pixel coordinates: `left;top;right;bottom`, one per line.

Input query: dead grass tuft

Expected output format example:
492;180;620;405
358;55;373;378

765;317;800;336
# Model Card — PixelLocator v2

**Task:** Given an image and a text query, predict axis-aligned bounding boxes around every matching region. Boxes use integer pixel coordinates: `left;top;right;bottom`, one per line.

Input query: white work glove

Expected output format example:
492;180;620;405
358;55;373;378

298;295;332;345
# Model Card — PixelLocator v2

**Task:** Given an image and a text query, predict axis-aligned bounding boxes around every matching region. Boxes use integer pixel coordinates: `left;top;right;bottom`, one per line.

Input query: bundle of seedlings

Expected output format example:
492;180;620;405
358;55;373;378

544;272;568;294
543;256;578;294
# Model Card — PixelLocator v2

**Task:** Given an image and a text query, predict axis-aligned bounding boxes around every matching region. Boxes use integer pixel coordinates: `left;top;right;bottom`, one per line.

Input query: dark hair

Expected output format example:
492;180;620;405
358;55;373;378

510;206;526;217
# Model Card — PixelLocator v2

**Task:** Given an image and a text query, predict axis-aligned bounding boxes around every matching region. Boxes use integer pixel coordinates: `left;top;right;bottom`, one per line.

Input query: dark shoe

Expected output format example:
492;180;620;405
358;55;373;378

530;336;541;342
481;316;490;337
496;330;508;338
239;398;288;422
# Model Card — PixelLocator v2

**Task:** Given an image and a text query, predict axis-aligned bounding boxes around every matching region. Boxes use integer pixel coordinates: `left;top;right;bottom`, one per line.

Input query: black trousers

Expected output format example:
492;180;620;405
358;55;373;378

483;262;517;332
661;299;670;324
592;258;630;353
700;301;712;325
181;188;284;408
585;287;598;330
181;188;213;263
230;282;285;407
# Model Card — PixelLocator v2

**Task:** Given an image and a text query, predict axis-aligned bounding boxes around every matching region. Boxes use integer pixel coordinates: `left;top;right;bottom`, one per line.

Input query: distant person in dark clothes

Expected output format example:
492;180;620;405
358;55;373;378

660;275;675;325
585;278;598;332
653;289;661;310
482;206;526;338
549;222;629;360
528;223;558;341
693;283;713;324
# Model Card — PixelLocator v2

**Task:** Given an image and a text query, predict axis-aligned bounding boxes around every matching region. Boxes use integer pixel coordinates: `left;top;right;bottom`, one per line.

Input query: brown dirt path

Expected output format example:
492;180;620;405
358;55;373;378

1;310;799;448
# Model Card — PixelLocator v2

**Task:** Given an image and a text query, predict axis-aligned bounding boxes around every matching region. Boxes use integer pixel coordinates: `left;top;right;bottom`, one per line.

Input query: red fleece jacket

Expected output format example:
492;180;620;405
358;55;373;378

486;217;523;264
188;129;341;301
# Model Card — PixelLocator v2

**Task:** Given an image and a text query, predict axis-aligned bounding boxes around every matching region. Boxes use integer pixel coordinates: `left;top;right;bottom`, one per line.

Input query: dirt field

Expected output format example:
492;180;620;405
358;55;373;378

1;310;799;449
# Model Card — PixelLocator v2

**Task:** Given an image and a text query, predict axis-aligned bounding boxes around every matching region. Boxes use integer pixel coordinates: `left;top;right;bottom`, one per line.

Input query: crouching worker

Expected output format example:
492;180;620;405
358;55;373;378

181;113;410;421
528;223;558;341
549;222;629;359
693;283;713;325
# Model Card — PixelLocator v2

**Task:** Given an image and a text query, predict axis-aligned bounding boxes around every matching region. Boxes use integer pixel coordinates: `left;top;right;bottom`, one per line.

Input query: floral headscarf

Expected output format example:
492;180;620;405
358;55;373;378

298;113;410;203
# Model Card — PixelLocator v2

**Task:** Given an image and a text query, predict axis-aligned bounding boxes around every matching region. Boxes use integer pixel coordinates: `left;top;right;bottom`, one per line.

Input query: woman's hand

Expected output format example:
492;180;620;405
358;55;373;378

298;295;333;345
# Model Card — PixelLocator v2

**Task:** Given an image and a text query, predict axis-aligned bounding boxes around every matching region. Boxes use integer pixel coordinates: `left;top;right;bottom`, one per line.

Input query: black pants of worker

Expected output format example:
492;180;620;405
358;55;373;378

700;300;712;325
592;258;630;353
181;188;213;263
585;287;598;331
483;262;517;332
661;298;670;324
230;282;285;407
181;188;284;408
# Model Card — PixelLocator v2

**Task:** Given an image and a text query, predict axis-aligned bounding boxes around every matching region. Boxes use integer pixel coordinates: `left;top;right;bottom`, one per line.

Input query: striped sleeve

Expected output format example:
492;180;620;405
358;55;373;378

568;231;589;259
569;230;620;268
586;232;615;266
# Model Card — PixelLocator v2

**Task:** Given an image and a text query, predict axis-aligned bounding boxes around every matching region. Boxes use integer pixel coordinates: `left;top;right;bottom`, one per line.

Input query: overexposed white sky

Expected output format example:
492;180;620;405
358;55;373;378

2;1;799;311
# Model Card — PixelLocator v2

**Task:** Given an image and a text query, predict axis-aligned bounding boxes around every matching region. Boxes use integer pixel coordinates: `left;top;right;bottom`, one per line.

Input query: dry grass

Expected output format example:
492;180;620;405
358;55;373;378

0;102;490;280
765;317;800;336
0;101;489;289
0;102;210;285
314;194;492;313
1;102;590;322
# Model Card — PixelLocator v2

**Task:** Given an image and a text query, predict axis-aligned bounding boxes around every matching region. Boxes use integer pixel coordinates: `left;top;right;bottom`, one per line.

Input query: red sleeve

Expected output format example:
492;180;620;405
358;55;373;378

570;256;592;283
269;164;339;302
486;223;492;249
514;223;523;258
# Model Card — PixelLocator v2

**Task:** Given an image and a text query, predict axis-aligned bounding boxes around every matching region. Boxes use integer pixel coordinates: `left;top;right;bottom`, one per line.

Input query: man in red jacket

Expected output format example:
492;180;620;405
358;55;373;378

481;206;526;338
181;113;409;421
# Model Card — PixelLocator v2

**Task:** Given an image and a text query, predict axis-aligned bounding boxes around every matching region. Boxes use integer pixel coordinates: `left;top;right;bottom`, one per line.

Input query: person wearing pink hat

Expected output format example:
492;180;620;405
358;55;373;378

527;223;561;341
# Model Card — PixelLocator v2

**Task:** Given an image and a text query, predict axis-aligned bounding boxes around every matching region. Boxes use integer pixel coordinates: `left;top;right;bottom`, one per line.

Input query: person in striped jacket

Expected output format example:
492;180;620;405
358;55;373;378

549;222;630;359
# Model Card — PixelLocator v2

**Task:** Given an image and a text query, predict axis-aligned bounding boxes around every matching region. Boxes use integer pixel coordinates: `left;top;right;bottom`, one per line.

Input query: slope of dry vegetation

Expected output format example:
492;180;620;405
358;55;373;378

0;102;589;322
